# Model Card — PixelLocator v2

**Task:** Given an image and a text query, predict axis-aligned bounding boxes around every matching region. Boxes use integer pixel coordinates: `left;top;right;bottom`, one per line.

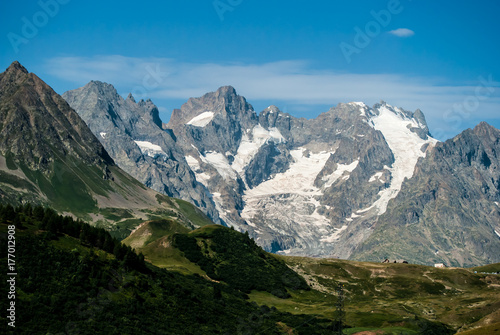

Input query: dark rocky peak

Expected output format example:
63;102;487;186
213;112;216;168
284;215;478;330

260;105;283;118
257;106;294;141
137;98;156;111
315;102;371;127
450;122;499;146
473;121;500;141
0;61;32;100
163;86;261;157
167;86;257;129
265;105;281;112
0;62;114;170
63;81;165;131
1;61;28;84
215;85;238;99
124;94;163;128
413;109;426;125
435;122;500;170
84;80;121;99
138;98;154;107
195;85;243;110
3;61;29;78
138;99;163;129
411;109;431;138
126;93;136;103
259;105;291;127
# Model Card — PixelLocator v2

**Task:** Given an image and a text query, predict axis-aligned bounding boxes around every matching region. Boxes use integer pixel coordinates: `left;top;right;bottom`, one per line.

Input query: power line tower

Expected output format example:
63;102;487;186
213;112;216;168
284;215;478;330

335;282;345;335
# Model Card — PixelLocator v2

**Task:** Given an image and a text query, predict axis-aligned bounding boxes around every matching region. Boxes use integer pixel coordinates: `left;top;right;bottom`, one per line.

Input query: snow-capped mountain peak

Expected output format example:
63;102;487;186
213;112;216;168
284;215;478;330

64;84;500;266
367;104;438;214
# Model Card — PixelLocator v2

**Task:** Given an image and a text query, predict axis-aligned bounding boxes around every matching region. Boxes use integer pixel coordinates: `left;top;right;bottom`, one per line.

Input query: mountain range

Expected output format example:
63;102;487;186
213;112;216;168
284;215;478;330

1;61;500;333
61;78;500;267
0;61;212;239
0;60;498;266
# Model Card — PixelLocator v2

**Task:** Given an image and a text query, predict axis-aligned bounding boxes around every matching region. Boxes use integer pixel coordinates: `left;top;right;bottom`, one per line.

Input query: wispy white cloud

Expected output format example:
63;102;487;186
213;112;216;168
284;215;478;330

44;55;500;141
388;28;415;37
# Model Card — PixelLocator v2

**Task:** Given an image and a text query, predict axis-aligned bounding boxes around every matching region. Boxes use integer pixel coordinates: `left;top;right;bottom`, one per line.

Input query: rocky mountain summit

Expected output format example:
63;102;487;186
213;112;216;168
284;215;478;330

164;87;439;257
0;62;211;235
354;122;500;265
63;81;221;224
0;62;112;173
65;83;500;266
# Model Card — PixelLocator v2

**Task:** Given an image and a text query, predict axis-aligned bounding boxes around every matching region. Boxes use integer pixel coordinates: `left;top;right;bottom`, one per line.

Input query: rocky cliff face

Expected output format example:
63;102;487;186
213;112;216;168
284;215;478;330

164;87;438;258
64;83;500;266
63;82;221;224
0;62;113;173
353;122;500;266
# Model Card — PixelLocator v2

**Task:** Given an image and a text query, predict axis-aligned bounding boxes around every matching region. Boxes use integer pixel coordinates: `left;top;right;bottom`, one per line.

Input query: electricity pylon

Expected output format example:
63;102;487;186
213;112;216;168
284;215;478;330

335;282;345;335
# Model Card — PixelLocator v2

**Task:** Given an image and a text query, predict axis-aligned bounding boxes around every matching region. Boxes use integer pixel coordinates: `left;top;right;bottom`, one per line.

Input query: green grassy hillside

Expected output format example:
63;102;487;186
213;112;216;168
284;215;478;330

0;205;334;334
470;263;500;274
122;219;500;334
0;152;214;240
124;223;309;298
455;322;500;335
258;256;500;334
122;219;205;275
4;203;499;334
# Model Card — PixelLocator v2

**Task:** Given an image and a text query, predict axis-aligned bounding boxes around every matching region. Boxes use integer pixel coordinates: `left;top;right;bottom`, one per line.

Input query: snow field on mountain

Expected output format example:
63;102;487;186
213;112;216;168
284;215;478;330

184;154;220;187
322;160;359;188
186;111;214;127
369;105;438;214
241;148;335;249
186;124;286;184
369;171;384;182
134;140;167;158
184;155;199;170
243;148;331;197
240;146;366;248
232;125;285;175
200;152;237;181
320;225;348;242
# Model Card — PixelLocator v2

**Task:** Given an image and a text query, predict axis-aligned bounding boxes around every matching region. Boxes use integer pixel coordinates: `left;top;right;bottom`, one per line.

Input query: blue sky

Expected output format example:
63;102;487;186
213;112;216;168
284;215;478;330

1;0;499;140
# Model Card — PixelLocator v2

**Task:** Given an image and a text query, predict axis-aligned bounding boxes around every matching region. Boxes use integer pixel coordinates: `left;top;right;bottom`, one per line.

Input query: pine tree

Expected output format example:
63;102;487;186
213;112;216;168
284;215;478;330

33;205;45;221
2;204;16;221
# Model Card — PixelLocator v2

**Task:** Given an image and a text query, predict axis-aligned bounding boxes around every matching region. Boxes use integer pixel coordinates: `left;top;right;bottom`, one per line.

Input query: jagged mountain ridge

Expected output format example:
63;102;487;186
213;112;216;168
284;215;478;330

0;62;212;235
353;122;500;266
64;83;500;266
62;81;221;224
165;88;438;256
